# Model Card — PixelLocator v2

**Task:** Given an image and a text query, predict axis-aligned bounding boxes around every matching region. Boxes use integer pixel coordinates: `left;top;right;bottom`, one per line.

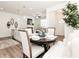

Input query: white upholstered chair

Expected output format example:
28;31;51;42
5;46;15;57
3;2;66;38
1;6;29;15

25;28;33;36
46;27;56;40
46;27;56;47
46;27;55;36
18;30;44;58
14;30;21;42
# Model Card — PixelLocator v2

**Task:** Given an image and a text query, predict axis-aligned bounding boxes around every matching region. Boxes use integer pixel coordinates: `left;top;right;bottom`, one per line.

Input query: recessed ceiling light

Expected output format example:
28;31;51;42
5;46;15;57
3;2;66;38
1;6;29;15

36;16;39;19
29;8;32;10
17;18;20;20
23;16;26;19
0;8;4;10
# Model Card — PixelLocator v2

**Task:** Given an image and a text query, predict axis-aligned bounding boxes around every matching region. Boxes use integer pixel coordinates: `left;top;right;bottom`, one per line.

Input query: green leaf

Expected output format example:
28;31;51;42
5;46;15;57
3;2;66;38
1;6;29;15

63;2;79;29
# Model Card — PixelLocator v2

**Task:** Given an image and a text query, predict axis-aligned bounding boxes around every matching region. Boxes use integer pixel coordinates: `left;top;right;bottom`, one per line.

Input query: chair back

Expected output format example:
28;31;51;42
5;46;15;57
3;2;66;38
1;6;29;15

25;28;32;36
19;30;32;58
47;27;55;35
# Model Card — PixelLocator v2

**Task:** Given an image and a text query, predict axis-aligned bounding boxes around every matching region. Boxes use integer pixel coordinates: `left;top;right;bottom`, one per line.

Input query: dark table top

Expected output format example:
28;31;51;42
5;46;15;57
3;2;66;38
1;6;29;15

30;36;57;44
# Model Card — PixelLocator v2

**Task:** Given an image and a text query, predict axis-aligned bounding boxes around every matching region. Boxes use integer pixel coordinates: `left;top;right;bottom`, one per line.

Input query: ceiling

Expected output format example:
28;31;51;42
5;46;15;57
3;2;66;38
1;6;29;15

0;1;66;18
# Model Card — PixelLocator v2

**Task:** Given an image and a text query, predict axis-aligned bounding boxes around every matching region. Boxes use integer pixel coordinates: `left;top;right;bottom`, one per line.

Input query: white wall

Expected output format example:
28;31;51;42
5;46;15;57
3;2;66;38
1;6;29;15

46;11;56;27
46;2;68;36
46;10;64;35
0;11;27;37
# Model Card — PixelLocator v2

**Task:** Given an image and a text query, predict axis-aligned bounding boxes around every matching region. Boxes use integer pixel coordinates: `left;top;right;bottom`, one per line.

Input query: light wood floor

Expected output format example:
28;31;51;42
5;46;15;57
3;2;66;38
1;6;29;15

56;35;64;41
0;44;23;58
0;37;23;58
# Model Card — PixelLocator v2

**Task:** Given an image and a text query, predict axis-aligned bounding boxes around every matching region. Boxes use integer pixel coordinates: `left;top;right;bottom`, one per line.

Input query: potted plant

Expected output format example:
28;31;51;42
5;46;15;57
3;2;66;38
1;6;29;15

63;2;79;29
63;2;79;39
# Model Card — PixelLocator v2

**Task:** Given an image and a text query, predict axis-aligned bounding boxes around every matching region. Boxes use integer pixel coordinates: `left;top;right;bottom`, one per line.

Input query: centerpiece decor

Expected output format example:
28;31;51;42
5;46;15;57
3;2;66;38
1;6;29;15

36;28;45;37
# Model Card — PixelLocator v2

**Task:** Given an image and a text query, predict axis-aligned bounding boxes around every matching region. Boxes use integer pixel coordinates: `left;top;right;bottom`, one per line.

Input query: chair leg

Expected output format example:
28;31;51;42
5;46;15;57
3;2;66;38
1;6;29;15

23;53;26;58
36;52;45;58
23;53;28;58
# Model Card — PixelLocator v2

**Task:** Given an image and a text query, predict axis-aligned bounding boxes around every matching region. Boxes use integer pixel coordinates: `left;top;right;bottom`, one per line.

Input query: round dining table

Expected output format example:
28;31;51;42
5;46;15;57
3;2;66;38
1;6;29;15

30;36;57;52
